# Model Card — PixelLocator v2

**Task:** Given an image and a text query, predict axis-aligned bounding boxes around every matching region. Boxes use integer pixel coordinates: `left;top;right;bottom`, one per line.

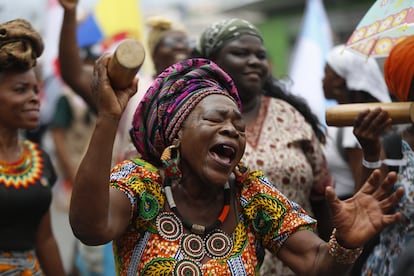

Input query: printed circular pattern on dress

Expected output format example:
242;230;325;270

181;233;205;261
156;212;182;241
140;192;159;220
204;229;233;259
173;259;202;276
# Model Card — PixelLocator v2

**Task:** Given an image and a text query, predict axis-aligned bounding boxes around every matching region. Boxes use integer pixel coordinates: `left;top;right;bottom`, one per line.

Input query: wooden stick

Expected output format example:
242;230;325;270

325;102;414;126
107;38;145;89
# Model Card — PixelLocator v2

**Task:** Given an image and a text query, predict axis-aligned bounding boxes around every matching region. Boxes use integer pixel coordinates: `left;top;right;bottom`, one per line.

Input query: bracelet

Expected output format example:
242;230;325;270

362;159;382;169
327;228;363;264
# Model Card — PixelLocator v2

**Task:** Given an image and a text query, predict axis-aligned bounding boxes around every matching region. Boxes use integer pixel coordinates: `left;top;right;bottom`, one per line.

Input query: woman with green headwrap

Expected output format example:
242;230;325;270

0;19;65;275
194;18;333;275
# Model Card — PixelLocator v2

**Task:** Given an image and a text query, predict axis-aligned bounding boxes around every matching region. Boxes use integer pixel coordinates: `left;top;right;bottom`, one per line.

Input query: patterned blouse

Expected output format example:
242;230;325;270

363;140;414;276
244;96;331;276
109;158;316;275
243;96;331;213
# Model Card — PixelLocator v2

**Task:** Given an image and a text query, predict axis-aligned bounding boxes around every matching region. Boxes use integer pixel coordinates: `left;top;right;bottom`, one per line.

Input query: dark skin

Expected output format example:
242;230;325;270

58;0;96;111
213;34;332;240
212;34;268;123
0;69;65;275
70;54;404;275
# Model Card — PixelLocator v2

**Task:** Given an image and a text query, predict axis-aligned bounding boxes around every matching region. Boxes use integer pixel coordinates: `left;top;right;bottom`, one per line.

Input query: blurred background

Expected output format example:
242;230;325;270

0;0;375;122
0;0;373;77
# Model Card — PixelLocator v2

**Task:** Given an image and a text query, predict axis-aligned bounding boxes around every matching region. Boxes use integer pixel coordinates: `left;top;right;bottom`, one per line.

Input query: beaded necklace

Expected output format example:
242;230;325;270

0;140;43;188
163;180;231;235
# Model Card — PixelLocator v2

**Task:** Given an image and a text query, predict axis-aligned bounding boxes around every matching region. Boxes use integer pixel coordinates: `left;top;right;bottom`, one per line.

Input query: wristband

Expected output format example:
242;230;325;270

327;228;363;264
362;159;382;169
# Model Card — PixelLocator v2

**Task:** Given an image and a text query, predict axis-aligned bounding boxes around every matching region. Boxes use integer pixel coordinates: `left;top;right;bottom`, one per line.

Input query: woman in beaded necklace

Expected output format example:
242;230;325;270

69;56;403;275
0;19;65;275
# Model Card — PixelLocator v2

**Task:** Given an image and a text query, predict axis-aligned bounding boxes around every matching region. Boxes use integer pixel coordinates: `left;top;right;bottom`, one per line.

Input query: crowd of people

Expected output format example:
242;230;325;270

2;0;414;275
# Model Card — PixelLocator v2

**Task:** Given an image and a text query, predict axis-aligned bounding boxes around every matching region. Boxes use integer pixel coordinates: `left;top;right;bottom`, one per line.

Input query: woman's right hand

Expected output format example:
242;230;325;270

91;53;138;120
353;108;392;157
58;0;78;11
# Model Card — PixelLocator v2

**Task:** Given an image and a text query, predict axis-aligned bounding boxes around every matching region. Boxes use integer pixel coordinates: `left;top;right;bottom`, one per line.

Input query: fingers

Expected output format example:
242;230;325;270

91;52;138;117
353;109;370;128
59;0;79;10
325;186;341;214
91;53;111;90
372;171;398;200
382;212;403;226
379;186;404;212
358;169;382;195
116;77;139;107
353;108;392;138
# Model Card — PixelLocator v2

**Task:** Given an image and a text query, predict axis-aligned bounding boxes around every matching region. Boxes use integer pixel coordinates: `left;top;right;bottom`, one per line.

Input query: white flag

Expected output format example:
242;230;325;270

288;0;333;126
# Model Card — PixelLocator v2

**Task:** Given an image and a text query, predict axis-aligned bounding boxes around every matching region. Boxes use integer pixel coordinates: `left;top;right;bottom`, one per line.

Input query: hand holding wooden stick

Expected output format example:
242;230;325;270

325;102;414;126
107;38;145;90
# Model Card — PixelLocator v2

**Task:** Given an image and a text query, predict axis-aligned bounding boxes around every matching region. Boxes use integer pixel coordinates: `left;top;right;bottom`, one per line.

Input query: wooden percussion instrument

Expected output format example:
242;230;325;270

107;38;145;89
325;102;414;126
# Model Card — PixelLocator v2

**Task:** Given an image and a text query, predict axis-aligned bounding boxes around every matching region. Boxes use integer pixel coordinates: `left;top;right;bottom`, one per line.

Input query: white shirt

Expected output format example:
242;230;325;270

324;126;360;197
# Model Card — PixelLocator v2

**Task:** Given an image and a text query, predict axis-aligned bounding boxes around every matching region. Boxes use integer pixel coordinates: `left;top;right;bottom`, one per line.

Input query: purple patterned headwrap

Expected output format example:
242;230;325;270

131;58;241;166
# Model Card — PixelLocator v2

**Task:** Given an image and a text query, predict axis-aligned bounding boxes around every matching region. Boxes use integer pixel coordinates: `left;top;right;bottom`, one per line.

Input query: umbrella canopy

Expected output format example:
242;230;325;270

346;0;414;58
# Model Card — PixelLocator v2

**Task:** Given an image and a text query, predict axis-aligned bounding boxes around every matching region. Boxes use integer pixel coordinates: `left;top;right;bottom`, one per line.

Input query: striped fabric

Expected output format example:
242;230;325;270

130;58;241;166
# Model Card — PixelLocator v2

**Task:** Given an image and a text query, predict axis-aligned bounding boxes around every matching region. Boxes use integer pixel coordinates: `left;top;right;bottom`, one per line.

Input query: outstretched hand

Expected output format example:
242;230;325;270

326;169;403;248
91;53;138;120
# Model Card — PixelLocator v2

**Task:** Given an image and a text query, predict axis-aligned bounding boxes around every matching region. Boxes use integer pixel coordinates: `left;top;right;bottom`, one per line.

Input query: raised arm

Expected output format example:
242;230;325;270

278;169;403;275
69;54;138;245
58;0;96;111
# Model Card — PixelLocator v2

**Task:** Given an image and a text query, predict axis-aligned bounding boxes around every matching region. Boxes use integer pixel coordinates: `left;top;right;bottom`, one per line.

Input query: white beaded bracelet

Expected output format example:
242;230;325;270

362;159;382;169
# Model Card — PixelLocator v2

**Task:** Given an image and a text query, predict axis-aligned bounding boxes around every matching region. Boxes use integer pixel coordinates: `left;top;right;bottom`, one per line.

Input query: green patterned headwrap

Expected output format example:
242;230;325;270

196;18;263;59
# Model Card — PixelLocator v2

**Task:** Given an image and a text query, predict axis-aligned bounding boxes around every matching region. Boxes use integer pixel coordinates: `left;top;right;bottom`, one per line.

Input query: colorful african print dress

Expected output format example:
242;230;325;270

109;158;316;275
362;140;414;276
0;139;56;275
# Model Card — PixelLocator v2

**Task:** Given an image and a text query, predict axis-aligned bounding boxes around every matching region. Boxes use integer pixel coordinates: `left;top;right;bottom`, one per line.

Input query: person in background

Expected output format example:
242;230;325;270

49;46;101;275
58;1;118;274
322;44;393;276
194;18;332;275
70;54;403;275
58;0;192;163
57;1;193;273
23;64;49;145
322;44;392;199
351;35;414;276
146;15;193;77
114;15;193;160
50;46;98;211
0;18;65;275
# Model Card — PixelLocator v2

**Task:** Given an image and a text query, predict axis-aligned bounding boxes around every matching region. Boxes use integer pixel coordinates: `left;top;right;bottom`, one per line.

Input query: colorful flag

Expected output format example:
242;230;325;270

77;0;143;49
288;0;333;126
